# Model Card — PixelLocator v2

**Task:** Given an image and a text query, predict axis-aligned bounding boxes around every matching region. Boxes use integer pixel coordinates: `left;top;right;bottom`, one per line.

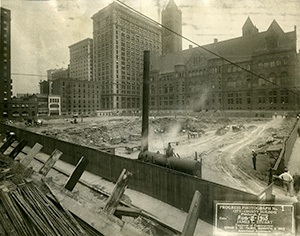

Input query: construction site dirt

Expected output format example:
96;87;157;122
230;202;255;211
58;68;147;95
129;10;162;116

12;114;296;195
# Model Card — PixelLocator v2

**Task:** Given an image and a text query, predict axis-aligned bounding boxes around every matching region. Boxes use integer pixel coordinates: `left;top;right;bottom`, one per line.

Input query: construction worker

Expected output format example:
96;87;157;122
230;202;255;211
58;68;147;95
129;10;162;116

166;143;174;157
251;149;257;170
268;163;274;185
279;167;293;196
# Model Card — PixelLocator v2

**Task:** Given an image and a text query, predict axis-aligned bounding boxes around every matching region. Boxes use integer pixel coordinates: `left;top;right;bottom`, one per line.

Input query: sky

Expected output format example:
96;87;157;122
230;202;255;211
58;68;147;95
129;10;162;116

1;0;300;95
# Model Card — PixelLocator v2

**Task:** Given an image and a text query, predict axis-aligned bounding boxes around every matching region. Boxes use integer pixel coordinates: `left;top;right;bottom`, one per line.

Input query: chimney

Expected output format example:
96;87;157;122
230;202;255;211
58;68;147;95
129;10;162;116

141;51;150;152
214;38;218;44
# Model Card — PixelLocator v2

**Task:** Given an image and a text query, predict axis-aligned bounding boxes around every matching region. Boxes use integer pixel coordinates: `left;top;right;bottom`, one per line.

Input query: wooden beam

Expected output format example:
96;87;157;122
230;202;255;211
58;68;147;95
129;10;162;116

44;180;146;236
0;135;15;154
64;156;89;191
104;169;132;215
42;179;88;235
114;206;141;219
20;143;43;167
39;149;63;176
9;139;28;159
181;190;202;236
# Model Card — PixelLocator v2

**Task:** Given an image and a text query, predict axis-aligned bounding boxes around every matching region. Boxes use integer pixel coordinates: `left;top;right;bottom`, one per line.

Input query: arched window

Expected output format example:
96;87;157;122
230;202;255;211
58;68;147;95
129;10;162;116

21;111;29;117
246;75;252;88
263;61;269;68
236;76;242;87
227;77;236;88
258;74;266;86
269;73;277;84
12;111;20;117
280;72;289;85
50;104;59;108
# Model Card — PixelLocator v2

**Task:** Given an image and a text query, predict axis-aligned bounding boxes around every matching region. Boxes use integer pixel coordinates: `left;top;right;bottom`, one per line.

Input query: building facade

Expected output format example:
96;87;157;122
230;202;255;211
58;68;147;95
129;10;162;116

150;17;300;112
51;78;101;115
47;68;69;95
10;94;50;119
92;1;162;112
48;95;61;116
39;80;50;95
11;95;37;119
0;8;12;119
69;38;93;81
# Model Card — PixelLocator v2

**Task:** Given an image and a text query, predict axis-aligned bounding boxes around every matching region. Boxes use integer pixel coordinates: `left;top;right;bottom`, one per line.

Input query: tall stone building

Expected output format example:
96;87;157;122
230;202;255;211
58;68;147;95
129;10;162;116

0;8;12;119
161;0;182;55
150;17;299;112
69;38;93;81
92;1;161;112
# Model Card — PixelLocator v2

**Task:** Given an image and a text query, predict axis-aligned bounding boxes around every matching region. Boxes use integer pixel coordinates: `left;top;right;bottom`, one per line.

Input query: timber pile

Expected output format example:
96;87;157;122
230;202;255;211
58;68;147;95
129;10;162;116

0;183;86;235
0;155;100;236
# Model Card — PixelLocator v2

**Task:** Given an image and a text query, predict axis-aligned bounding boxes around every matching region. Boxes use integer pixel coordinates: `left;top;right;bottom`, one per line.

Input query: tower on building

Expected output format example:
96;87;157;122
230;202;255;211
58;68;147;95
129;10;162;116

161;0;182;55
242;17;259;36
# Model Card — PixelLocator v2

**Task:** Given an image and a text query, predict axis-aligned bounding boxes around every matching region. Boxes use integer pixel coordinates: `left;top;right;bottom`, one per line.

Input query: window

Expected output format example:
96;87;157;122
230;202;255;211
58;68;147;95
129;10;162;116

263;62;269;68
280;90;289;104
276;60;281;67
259;74;266;86
280;72;289;85
269;73;277;84
269;91;277;104
227;77;236;88
270;61;275;67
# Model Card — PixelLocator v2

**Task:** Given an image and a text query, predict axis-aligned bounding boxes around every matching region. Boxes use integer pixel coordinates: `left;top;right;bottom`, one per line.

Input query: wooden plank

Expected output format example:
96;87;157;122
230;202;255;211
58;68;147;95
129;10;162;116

114;206;141;219
64;156;89;191
0;135;15;154
181;190;202;236
20;143;43;167
42;180;88;235
104;169;132;215
39;149;63;176
44;180;146;236
9;139;28;160
258;182;275;203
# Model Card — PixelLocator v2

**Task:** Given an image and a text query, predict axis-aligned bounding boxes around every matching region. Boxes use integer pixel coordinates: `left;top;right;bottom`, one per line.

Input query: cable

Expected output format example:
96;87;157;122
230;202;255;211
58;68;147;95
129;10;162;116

11;73;47;77
116;0;299;96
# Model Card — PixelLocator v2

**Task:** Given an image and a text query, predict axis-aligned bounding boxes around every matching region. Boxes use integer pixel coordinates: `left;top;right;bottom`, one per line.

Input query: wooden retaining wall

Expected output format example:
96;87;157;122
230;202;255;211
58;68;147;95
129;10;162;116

274;119;300;174
0;124;258;224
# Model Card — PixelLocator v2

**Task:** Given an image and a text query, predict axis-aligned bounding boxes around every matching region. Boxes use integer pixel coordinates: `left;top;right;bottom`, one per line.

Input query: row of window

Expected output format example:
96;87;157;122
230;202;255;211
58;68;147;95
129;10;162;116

49;98;59;103
117;16;160;41
258;58;288;68
227;64;251;73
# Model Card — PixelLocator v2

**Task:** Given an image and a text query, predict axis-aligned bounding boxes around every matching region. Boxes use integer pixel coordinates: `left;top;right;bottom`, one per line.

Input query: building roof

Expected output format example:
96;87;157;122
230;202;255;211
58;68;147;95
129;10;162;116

69;38;93;49
153;19;296;73
165;0;179;10
242;16;255;30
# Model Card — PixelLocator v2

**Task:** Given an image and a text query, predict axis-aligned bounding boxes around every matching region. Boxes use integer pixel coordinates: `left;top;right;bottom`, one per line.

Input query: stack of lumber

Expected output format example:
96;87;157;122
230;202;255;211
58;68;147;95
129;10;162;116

0;155;100;236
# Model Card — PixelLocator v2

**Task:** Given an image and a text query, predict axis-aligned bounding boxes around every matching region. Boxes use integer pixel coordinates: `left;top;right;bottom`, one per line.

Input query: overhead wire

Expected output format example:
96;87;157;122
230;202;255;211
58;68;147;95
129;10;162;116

116;0;299;96
11;73;47;78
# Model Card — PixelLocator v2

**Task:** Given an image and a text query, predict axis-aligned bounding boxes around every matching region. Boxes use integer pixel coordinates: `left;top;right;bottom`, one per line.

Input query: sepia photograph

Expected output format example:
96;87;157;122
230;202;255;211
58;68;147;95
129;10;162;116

1;0;300;235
